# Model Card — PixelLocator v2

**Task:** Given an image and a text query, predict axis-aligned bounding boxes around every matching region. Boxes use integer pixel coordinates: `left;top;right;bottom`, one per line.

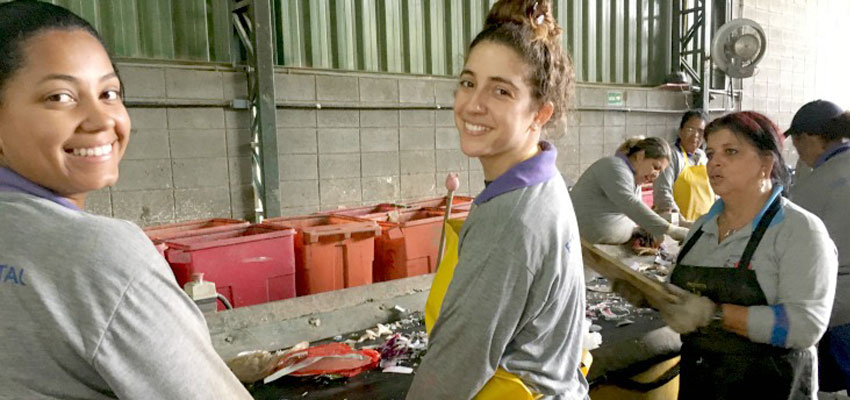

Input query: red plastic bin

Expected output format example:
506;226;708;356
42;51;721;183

143;218;250;255
641;184;654;208
262;215;381;296
359;208;469;282
164;224;296;310
405;195;475;212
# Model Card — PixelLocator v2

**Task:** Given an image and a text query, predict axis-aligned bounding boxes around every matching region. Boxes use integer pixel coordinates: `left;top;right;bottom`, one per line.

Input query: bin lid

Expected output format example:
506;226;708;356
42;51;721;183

164;225;295;251
144;218;249;241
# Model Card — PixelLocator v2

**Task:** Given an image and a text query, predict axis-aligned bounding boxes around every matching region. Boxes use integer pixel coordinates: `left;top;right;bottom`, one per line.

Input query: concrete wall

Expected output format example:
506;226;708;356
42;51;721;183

89;63;688;225
735;0;850;165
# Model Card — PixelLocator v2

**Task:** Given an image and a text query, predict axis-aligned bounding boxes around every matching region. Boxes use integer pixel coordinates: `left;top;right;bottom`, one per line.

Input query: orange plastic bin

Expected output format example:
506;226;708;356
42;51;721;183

360;208;469;282
314;203;408;217
405;195;475;212
164;224;296;310
263;215;381;296
143;218;250;255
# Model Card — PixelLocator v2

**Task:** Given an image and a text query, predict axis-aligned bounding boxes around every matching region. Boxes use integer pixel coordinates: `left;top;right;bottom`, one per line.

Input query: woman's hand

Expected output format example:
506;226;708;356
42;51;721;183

658;284;716;334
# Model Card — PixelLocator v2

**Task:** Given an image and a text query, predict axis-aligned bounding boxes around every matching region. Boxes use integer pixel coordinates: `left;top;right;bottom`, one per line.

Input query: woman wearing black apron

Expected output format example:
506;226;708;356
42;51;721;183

620;111;838;399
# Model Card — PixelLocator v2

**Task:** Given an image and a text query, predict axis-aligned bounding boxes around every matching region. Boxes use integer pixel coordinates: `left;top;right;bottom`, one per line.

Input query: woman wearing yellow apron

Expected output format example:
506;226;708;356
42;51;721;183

407;1;589;399
653;110;715;222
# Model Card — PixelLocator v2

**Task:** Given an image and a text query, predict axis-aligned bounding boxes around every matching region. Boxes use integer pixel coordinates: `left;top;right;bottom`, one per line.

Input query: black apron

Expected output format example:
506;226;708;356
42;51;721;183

671;196;814;400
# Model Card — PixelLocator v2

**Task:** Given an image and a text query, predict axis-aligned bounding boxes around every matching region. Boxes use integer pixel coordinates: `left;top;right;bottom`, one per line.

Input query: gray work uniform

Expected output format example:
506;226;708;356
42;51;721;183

672;188;836;400
672;187;836;399
407;142;589;400
652;141;707;214
790;145;850;327
0;173;251;399
571;155;671;244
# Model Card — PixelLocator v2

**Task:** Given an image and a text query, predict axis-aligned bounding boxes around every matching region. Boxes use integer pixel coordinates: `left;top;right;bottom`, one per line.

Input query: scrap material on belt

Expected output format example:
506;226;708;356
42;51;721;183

581;238;678;304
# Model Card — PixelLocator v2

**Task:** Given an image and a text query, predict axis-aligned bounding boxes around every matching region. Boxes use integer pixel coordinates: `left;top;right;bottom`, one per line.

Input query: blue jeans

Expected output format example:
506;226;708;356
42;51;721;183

820;323;850;392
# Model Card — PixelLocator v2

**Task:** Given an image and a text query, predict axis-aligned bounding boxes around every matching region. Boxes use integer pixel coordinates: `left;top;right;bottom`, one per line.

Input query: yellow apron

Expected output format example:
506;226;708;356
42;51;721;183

425;219;588;400
672;147;714;221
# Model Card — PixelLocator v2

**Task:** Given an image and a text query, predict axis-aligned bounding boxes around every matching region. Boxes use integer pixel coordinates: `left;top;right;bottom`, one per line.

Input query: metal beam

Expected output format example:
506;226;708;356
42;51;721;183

673;0;708;108
231;0;280;221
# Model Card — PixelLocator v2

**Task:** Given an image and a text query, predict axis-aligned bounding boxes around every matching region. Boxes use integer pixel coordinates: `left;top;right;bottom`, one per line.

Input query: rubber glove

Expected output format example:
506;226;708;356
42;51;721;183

666;225;690;241
658;284;716;334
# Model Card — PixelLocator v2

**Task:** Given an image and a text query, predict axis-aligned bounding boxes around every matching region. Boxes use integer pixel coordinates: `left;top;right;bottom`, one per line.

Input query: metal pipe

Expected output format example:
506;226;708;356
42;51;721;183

124;98;231;107
124;98;697;115
574;106;692;114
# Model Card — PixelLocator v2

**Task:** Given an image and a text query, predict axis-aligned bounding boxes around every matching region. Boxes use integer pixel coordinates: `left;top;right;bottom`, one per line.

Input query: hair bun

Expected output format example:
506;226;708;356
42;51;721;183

485;0;562;43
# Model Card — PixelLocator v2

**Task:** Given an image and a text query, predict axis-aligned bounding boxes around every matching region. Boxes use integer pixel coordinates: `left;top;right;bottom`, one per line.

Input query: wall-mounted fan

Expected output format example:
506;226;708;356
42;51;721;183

711;18;767;78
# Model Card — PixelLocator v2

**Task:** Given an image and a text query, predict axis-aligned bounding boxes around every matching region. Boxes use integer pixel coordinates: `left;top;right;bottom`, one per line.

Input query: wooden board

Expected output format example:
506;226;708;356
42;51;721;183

581;238;678;304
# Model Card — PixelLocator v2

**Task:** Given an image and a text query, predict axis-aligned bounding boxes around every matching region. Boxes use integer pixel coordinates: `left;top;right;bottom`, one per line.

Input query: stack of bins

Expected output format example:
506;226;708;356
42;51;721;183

262;215;381;296
163;224;296;310
404;195;475;212
358;208;469;282
143;218;250;256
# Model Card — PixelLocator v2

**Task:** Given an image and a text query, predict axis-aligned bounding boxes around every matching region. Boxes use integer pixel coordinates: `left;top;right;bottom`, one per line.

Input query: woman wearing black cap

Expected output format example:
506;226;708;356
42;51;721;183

788;100;850;393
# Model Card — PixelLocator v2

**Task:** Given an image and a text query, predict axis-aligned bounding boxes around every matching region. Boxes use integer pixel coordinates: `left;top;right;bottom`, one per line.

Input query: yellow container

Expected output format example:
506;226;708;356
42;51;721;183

590;356;680;400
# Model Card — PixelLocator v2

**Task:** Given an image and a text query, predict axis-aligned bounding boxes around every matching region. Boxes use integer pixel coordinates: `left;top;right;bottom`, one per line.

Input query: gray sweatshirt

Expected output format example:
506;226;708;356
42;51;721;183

0;192;251;399
407;143;588;400
676;188;837;349
652;142;707;214
571;155;672;244
790;145;850;327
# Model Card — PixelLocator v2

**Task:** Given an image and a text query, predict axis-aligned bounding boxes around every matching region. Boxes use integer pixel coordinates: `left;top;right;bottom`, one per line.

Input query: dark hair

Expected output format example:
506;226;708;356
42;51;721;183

617;136;671;160
468;0;574;135
679;109;707;129
0;0;107;100
704;111;791;193
822;111;850;142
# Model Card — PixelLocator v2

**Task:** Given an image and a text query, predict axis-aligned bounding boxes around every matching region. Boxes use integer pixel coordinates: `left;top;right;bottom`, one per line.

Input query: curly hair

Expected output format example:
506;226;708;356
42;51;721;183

468;0;574;137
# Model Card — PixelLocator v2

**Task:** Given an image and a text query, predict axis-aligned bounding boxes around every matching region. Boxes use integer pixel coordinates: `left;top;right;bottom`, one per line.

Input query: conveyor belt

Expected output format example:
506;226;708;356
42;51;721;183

244;304;676;398
247;316;424;399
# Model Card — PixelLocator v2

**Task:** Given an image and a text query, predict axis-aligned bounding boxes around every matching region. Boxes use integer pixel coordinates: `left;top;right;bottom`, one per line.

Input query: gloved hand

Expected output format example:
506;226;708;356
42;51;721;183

678;218;695;229
666;225;690;242
657;284;716;334
612;279;649;308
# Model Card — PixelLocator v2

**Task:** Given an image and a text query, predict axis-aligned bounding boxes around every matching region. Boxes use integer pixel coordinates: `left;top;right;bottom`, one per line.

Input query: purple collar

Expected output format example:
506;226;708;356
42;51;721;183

474;141;560;205
616;153;636;174
813;142;850;169
674;138;698;160
0;167;79;210
674;138;691;156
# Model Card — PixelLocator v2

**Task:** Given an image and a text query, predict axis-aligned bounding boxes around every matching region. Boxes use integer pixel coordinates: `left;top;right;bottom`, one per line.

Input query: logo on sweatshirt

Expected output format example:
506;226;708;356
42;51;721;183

0;264;26;286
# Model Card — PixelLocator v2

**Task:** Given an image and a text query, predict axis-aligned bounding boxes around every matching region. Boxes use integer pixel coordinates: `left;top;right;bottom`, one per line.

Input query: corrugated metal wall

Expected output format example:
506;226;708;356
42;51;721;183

9;0;670;85
275;0;669;84
0;0;234;63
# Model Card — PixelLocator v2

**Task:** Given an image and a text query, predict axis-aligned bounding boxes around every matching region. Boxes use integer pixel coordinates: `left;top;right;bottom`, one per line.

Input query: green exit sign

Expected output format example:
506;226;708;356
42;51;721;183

607;90;624;106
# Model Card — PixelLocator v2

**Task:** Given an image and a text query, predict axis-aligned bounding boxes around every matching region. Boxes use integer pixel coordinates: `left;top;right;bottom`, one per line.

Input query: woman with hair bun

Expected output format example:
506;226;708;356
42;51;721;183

571;136;690;244
407;0;588;398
